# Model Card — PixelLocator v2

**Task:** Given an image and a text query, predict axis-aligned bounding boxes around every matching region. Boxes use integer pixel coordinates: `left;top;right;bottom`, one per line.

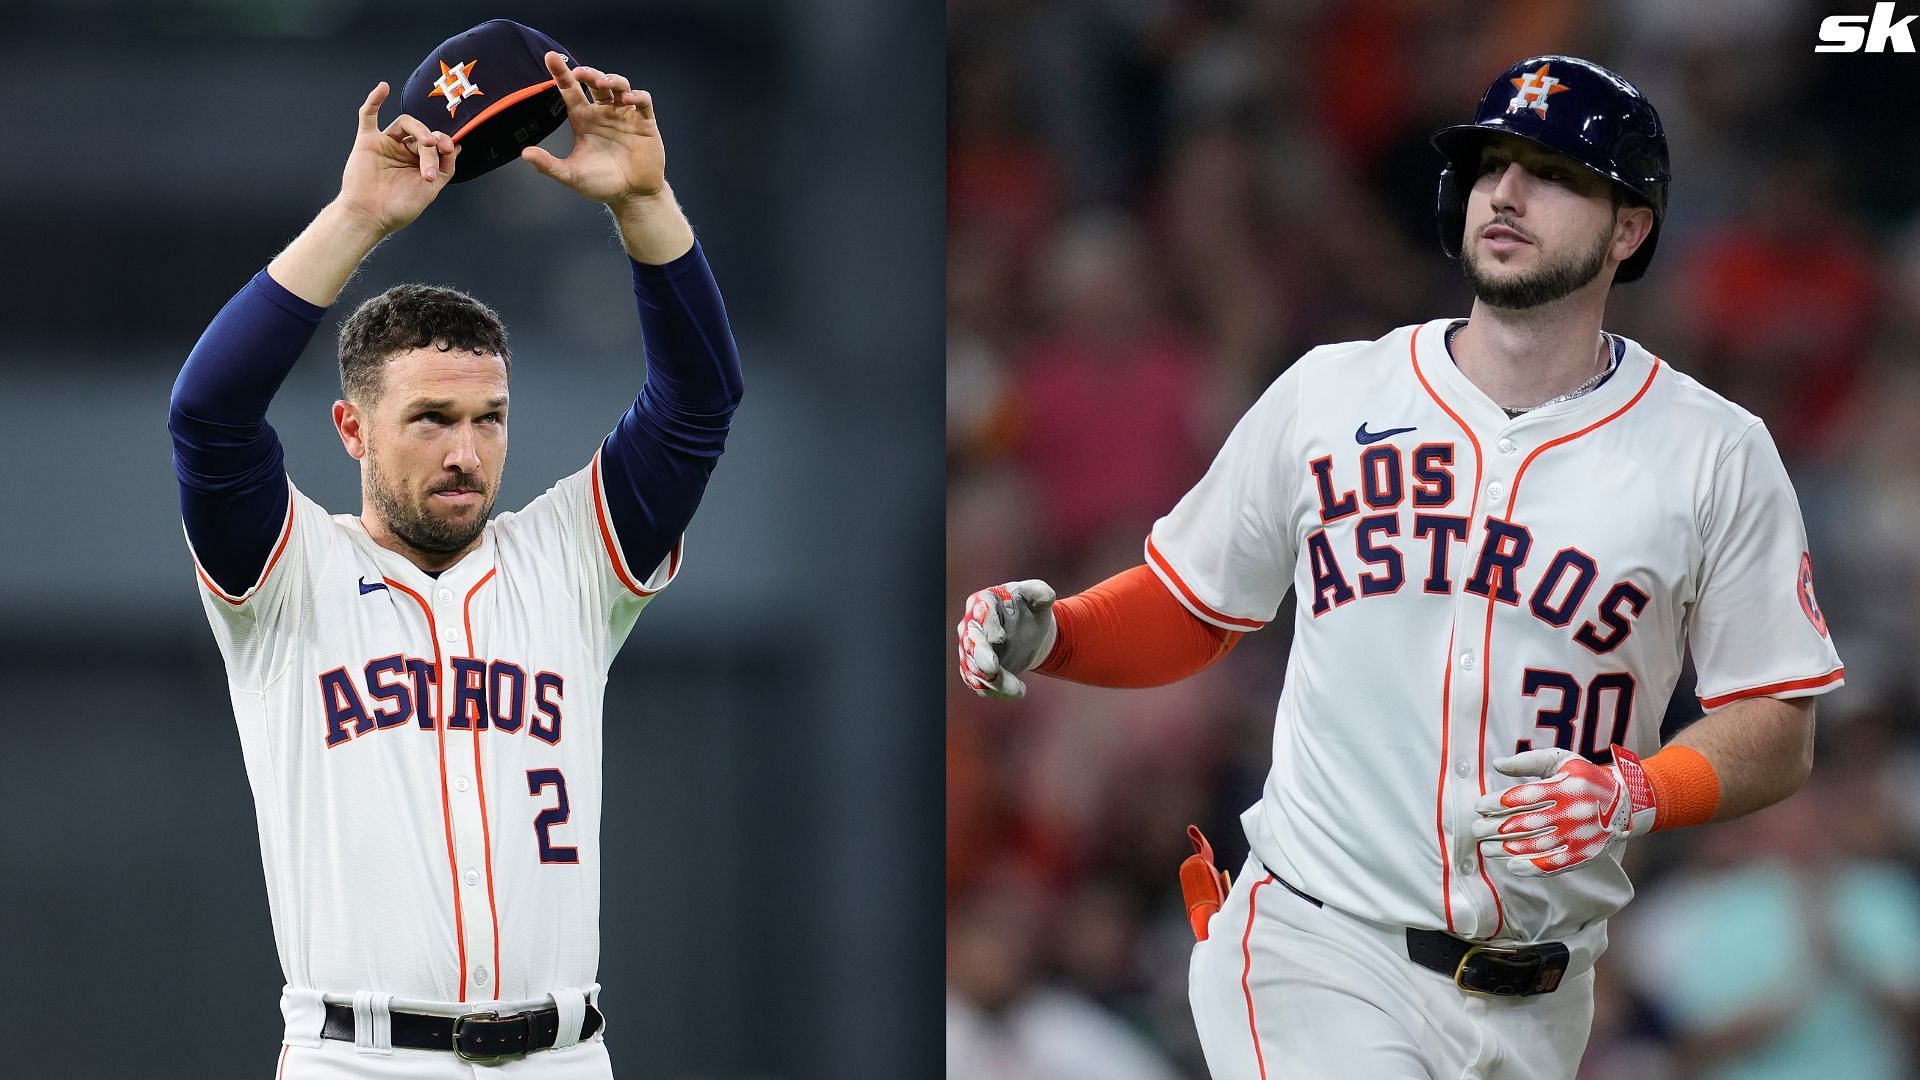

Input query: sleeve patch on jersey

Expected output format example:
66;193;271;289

1697;666;1846;710
1144;534;1267;631
1797;551;1829;638
191;483;296;606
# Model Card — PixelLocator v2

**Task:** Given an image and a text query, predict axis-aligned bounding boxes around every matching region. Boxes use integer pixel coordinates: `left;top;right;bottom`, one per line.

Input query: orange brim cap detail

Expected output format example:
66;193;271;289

450;79;558;144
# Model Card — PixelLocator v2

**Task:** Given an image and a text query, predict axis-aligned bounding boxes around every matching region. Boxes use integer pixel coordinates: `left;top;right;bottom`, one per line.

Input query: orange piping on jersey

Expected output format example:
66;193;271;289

1501;360;1662;515
1471;594;1508;937
1145;535;1268;630
1241;874;1274;1080
194;486;297;606
463;568;503;998
449;80;558;144
1436;625;1461;932
1410;323;1483;934
1477;355;1663;937
1698;667;1845;710
385;576;469;1002
276;1044;289;1079
590;448;677;597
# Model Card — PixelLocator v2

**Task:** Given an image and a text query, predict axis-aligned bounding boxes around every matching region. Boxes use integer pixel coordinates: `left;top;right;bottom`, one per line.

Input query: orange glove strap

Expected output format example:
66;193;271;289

1179;825;1231;941
1642;744;1721;831
1035;565;1240;688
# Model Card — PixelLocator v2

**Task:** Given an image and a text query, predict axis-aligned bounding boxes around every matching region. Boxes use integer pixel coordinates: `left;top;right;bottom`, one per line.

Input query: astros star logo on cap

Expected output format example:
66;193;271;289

428;59;484;118
1507;63;1570;118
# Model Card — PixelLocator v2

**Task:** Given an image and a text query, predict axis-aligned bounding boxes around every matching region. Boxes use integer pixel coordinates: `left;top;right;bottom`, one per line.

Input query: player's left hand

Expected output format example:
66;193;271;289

1471;745;1656;876
521;51;665;206
956;580;1058;700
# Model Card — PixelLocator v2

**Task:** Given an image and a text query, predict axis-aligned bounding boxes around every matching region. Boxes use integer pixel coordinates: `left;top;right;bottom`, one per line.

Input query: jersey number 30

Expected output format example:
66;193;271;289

527;768;580;864
1515;668;1635;762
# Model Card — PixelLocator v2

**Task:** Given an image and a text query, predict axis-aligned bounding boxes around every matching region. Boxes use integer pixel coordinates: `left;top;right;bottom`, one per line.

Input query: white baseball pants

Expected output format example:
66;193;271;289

271;1039;612;1079
1189;856;1597;1080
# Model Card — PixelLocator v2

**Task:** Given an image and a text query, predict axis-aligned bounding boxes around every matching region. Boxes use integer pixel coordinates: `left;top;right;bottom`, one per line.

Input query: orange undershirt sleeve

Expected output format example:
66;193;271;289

1034;564;1242;688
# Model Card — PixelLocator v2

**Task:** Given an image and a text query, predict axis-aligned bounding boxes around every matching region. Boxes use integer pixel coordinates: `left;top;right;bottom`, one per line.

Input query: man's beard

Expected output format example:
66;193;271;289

367;454;494;556
1462;220;1612;310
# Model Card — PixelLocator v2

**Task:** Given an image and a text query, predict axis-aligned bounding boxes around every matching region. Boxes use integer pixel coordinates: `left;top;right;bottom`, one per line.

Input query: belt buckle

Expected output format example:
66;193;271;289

453;1009;529;1064
1452;943;1543;998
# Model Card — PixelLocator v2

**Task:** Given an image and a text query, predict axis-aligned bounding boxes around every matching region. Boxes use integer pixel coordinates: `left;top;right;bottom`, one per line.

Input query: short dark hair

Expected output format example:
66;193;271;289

338;284;511;405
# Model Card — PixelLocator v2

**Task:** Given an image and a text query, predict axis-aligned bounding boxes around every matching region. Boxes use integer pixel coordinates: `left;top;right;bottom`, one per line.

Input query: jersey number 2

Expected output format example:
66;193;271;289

1516;668;1635;762
527;768;580;864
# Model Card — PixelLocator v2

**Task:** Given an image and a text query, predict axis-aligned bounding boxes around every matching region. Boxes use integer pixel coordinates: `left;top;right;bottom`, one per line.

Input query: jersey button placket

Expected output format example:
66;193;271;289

438;597;496;1002
1448;564;1494;935
1470;450;1521;930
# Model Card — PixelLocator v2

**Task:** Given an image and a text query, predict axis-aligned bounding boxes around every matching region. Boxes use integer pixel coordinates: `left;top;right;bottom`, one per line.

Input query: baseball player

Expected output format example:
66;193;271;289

958;55;1844;1080
168;48;741;1077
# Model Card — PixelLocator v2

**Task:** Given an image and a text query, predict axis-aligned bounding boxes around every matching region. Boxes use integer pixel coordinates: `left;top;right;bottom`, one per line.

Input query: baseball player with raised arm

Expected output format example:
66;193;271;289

168;34;742;1078
958;56;1844;1080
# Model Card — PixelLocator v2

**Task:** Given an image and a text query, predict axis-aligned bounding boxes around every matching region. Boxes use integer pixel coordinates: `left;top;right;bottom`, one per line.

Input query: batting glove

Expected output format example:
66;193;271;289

956;580;1058;699
1471;745;1656;876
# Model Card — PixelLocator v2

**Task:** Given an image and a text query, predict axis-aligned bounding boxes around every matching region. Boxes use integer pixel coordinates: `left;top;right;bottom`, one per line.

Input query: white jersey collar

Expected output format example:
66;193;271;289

1410;317;1660;442
343;513;500;596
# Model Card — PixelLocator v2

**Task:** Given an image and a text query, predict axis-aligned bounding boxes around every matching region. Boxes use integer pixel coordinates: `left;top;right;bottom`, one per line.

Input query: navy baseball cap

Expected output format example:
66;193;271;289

401;20;576;184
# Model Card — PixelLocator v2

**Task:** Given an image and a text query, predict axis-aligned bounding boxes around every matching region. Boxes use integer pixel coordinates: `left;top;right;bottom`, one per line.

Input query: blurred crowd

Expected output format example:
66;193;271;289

946;2;1920;1077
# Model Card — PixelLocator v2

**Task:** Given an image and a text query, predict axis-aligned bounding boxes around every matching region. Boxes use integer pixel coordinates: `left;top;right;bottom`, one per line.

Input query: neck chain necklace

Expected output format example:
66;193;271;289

1446;321;1618;417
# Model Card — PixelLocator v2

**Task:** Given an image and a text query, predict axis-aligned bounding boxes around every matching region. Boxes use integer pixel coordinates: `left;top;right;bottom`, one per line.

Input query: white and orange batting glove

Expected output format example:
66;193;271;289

1472;746;1657;876
956;580;1058;699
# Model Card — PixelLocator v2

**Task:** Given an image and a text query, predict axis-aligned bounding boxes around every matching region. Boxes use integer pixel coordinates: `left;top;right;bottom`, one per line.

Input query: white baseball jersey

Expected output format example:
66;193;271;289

190;449;678;1005
1149;319;1843;944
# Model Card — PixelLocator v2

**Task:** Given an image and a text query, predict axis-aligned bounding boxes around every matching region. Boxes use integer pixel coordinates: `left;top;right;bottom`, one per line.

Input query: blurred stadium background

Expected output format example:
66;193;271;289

948;2;1920;1078
0;2;941;1078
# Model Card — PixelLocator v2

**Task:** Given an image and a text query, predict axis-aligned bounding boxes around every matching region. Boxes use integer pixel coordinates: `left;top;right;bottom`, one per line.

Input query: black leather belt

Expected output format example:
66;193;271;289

1267;870;1570;997
321;1002;604;1063
1404;928;1570;997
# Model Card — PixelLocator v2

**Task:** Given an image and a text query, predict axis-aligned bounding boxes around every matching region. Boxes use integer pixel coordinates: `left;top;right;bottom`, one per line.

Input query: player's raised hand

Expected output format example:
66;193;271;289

522;51;665;206
335;81;459;236
1471;746;1658;876
957;581;1059;700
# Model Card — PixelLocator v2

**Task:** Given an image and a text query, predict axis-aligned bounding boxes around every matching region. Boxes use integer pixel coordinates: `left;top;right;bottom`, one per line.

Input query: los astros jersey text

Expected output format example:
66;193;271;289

1149;320;1843;943
190;450;678;1005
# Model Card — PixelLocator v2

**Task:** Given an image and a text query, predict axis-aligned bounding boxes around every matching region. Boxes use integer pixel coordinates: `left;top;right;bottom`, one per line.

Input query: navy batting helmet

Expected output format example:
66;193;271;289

1431;56;1669;283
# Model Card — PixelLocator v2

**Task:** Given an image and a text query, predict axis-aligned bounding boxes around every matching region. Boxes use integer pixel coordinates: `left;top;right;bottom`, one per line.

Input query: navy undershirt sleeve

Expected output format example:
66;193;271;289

169;269;325;596
600;241;744;579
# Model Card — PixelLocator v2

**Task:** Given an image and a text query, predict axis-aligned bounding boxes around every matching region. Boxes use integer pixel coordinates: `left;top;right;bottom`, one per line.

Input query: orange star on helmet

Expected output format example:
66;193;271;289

1507;63;1571;118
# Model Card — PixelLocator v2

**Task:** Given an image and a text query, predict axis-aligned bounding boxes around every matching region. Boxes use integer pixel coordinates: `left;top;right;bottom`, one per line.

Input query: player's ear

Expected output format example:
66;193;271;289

333;399;369;460
1611;204;1654;264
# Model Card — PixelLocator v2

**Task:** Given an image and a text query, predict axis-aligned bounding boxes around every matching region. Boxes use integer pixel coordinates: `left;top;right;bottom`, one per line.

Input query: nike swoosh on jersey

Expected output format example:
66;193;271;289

1355;423;1417;445
358;577;388;595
